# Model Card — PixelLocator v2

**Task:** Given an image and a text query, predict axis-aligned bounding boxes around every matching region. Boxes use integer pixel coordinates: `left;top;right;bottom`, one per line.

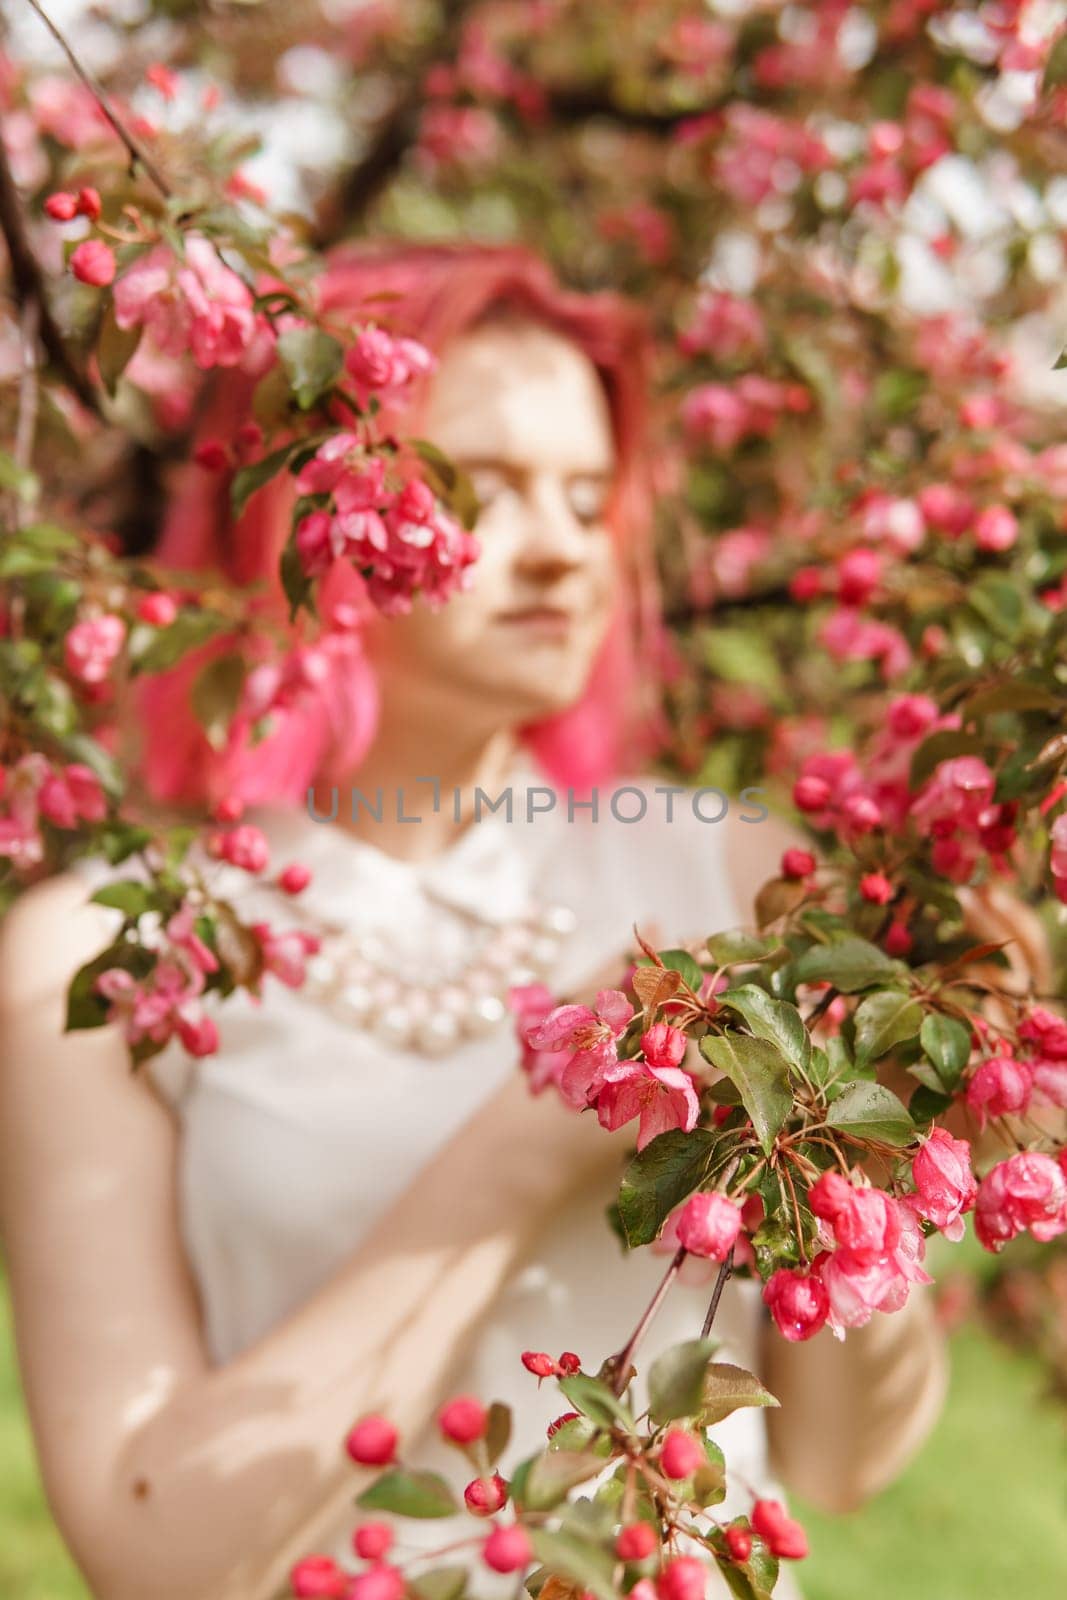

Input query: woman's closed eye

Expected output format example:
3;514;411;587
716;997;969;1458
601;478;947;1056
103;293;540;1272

566;475;611;525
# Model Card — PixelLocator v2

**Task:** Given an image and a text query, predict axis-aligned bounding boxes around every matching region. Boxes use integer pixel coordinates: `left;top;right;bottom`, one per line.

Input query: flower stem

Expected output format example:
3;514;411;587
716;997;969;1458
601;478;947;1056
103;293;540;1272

607;1245;687;1397
700;1247;734;1339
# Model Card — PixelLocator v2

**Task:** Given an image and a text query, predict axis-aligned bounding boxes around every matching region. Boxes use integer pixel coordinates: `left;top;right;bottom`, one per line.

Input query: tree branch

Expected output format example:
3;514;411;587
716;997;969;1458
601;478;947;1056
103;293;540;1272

314;0;478;245
0;118;102;417
22;0;172;198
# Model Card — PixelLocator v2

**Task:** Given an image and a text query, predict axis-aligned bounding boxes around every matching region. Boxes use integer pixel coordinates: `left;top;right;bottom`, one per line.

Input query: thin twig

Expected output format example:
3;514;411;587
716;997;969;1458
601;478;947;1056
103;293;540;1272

0;121;101;415
700;1246;735;1339
22;0;172;198
607;1245;688;1397
12;298;40;528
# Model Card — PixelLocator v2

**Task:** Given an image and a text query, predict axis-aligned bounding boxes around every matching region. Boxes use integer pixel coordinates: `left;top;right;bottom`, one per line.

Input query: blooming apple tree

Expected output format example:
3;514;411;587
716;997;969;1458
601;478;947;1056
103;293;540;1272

2;3;1067;1599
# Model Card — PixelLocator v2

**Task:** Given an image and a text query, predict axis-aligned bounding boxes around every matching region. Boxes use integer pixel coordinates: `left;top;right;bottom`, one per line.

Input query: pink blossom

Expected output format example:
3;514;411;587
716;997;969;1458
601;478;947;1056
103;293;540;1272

65;614;125;685
165;905;220;976
595;1061;700;1151
113;235;257;370
344;326;435;404
911;1128;976;1241
209;823;270;874
481;1525;532;1574
1032;1060;1067;1109
509;983;571;1094
641;1021;688;1069
251;923;322;989
524;987;633;1107
762;1268;830;1342
975;1153;1067;1252
675;1191;742;1260
1019;1006;1067;1060
966;1053;1033;1127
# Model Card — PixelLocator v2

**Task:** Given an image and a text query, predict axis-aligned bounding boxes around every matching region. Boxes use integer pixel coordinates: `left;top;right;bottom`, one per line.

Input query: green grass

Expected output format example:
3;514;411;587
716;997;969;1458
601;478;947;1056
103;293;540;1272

2;1270;1066;1599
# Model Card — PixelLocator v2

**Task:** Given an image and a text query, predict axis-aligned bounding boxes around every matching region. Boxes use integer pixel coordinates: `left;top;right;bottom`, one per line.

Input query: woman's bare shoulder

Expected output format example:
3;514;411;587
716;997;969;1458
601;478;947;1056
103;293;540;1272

0;868;119;1008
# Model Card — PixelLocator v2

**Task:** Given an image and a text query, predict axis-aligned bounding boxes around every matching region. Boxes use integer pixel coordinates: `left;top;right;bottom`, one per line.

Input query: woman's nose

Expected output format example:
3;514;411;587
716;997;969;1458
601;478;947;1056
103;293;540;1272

514;474;587;572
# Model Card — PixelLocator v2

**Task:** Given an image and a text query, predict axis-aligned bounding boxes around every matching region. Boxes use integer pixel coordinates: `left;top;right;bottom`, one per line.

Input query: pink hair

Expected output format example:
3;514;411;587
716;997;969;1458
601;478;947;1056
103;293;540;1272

137;241;664;810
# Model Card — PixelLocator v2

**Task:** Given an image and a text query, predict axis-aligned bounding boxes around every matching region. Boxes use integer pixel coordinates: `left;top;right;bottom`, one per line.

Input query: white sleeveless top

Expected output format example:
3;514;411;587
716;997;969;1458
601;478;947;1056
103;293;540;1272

96;754;799;1596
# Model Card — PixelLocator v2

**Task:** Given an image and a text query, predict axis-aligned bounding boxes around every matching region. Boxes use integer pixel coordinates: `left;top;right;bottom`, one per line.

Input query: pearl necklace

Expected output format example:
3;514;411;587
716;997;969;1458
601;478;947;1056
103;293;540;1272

300;894;578;1056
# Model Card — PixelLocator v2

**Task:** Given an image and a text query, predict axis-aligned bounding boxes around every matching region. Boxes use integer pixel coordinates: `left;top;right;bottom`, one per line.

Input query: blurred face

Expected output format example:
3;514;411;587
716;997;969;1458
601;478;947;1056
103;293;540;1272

370;316;621;724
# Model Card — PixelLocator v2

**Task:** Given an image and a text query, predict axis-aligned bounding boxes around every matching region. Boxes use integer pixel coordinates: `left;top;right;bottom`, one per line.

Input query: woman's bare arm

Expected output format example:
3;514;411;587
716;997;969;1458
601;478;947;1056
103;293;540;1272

0;873;631;1600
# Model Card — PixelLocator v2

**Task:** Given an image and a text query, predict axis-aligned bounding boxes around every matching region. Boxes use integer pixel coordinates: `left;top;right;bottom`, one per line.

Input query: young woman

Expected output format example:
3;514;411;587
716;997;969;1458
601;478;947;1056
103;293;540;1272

0;244;951;1600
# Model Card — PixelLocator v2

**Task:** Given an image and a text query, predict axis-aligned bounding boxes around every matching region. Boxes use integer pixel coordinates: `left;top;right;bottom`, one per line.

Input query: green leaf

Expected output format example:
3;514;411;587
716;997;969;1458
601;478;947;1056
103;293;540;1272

280;541;313;622
909;1084;953;1124
825;1080;913;1145
277;327;344;410
65;940;153;1033
230;439;303;519
706;930;777;965
97;301;142;395
355;1469;459;1519
920;1013;972;1091
1044;31;1067;91
698;1032;793;1154
792;936;900;994
648;1338;720;1425
963;681;1063;719
0;450;39;504
523;1449;607;1511
190;653;246;751
484;1401;511;1467
697;1363;779;1427
557;1373;634;1433
715;985;811;1074
718;1539;780;1600
617;1128;719;1246
411;439;480;530
90;881;155;918
129;611;229;674
909;730;989;791
692;1435;727;1507
853;989;923;1065
409;1566;468;1600
528;1530;616;1600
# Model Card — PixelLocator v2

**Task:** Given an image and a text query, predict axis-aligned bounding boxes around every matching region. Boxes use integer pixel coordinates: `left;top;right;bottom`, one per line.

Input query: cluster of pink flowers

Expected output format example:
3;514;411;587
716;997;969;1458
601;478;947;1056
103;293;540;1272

64;613;126;687
974;1152;1067;1253
681;374;811;454
965;1007;1067;1126
764;1165;940;1343
111;234;260;370
94;903;221;1059
518;990;701;1152
678;291;766;361
294;436;480;615
0;754;107;871
343;326;435;407
713;106;832;208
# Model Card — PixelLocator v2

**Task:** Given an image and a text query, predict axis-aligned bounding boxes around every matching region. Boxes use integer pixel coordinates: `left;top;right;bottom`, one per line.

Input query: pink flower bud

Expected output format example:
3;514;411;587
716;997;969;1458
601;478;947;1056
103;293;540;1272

279;862;312;895
675;1192;742;1261
213;795;244;823
793;775;831;812
884;920;913;956
346;1567;404;1600
616;1521;658;1561
77;186;102;220
65;614;125;685
290;1555;346;1597
911;1129;976;1242
657;1555;706;1600
210;823;270;874
966;1055;1032;1127
751;1499;808;1559
464;1473;508;1516
45;191;78;220
808;1171;853;1222
724;1525;752;1563
344;1414;398;1466
437;1395;488;1444
781;848;815;880
762;1268;830;1342
521;1350;556;1378
482;1524;532;1573
974;505;1018;553
557;1351;581;1375
659;1428;704;1479
70;238;116;287
859;871;893;905
194;440;230;471
352;1522;393;1560
136;592;178;627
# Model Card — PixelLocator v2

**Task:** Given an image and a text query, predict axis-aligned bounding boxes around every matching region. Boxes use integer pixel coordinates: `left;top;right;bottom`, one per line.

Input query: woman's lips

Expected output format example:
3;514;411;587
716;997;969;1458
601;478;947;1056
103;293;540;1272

494;606;574;638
